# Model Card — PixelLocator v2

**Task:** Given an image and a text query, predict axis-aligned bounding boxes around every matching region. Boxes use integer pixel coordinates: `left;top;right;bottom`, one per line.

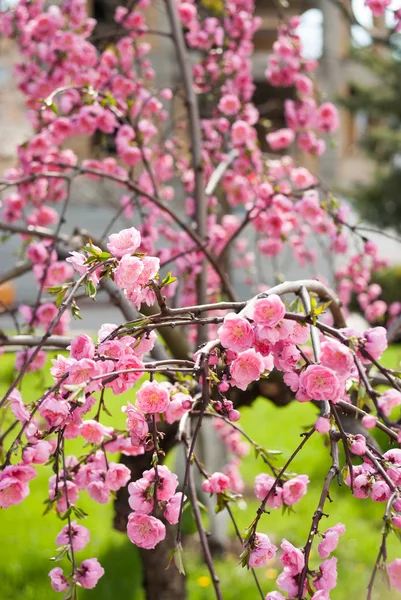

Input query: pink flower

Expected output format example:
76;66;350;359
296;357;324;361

363;327;387;360
314;557;338;592
388;558;401;593
105;463;131;491
76;558;105;589
80;420;113;444
87;481;110;504
136;380;170;414
69;334;95;360
315;417;330;434
282;475;309;506
56;521;90;551
141;465;178;501
127;513;166;549
371;479;391;502
49;567;69;592
230;349;265;391
107;227;141;258
202;472;230;494
248;533;278;568
128;478;154;514
362;414;377;429
0;476;30;508
165;492;185;525
22;440;52;465
231;120;253;145
39;397;70;428
7;389;30;423
350;434;367;456
280;539;305;575
318;523;345;559
218;313;254;352
254;473;283;509
114;255;144;289
364;0;391;17
298;365;340;402
123;403;149;445
378;389;401;417
316;102;339;133
218;94;241;116
265;593;286;600
164;393;192;424
320;340;353;379
277;571;299;597
266;128;295;150
249;295;286;328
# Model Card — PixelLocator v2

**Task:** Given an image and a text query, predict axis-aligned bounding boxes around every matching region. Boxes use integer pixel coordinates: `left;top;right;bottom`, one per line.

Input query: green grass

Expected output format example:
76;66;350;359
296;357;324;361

1;346;401;599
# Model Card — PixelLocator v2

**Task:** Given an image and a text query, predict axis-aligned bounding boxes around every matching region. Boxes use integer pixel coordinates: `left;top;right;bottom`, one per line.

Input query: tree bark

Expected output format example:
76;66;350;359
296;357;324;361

113;423;186;600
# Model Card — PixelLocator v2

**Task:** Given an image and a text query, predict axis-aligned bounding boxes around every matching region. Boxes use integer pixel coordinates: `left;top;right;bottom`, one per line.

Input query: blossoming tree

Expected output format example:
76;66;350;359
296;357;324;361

1;0;401;599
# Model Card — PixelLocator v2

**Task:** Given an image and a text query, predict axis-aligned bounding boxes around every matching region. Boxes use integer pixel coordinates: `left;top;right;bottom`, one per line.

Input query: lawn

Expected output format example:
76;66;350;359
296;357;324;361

1;346;401;599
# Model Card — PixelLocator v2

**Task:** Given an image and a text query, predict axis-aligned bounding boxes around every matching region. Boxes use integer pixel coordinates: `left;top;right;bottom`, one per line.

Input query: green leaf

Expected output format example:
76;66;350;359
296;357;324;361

71;301;82;320
173;543;186;575
55;287;68;308
160;271;177;288
86;280;97;300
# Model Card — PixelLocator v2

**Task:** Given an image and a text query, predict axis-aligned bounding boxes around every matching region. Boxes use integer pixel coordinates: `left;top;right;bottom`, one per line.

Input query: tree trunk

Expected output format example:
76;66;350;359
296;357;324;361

113;426;186;600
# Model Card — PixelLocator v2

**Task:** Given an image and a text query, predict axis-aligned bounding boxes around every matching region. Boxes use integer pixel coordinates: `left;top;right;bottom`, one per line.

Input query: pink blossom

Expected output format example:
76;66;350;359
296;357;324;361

123;403;149;445
15;348;46;373
350;434;367;456
265;593;286;600
202;472;230;494
315;417;330;434
80;420;113;444
127;513;166;549
276;571;299;596
218;313;254;352
249;295;286;327
388;558;401;593
378;389;401;417
107;227;141;258
39;397;70;428
164;393;192;424
320;339;353;379
254;473;283;509
230;349;265;391
280;539;305;575
363;326;387;360
314;557;338;592
141;465;178;501
298;365;340;402
136;380;170;414
76;558;105;589
56;521;90;551
128;478;154;514
371;479;391;502
362;414;377;429
22;440;52;465
218;94;241;116
248;533;278;568
165;492;186;525
318;523;345;559
114;255;144;289
364;0;391;17
282;475;309;506
7;389;30;423
231;120;253;145
49;567;69;592
87;481;110;504
266;128;295;150
105;463;131;491
69;334;95;360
